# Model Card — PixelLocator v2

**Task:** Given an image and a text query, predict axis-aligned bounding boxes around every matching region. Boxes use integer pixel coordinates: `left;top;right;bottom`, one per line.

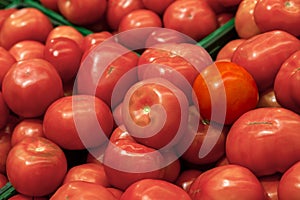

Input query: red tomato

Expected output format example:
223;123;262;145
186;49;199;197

8;194;48;200
0;8;53;49
0;8;17;29
163;0;218;41
0;92;9;130
175;169;202;191
9;40;45;61
188;164;266;199
216;38;246;61
39;0;59;11
193;61;259;125
0;47;16;88
81;31;113;52
63;163;110;187
57;0;107;25
257;89;281;108
2;58;64;118
142;0;174;14
122;78;189;149
0;173;8;188
50;181;117;200
103;125;165;190
43;95;114;150
106;0;145;30
254;0;300;37
274;50;300;114
6;137;67;196
260;174;280;200
44;37;83;83
232;30;300;92
235;0;261;39
278;161;300;200
226;107;300;176
11;119;44;147
120;179;192;200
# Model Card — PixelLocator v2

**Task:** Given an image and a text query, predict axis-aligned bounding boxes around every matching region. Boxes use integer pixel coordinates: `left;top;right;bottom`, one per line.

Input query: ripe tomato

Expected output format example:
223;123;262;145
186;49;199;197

50;181;117;200
8;194;48;200
163;0;218;41
63;163;110;187
106;0;145;30
216;38;246;61
193;61;259;125
6;137;67;197
226;107;300;176
188;164;266;199
58;0;107;26
120;179;192;200
0;8;16;28
9;40;45;61
44;37;83;83
81;31;113;52
43;95;114;150
0;8;53;49
11;119;44;147
142;0;174;14
2;58;64;118
0;47;16;88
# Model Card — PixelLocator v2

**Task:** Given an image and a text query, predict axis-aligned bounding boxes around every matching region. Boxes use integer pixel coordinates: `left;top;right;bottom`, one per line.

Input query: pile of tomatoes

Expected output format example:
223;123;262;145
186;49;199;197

0;0;300;199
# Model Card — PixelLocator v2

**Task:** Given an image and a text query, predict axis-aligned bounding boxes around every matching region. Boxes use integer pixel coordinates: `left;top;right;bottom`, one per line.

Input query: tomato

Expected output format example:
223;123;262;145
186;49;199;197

278;161;300;200
274;50;300;114
142;0;174;14
226;107;300;176
103;125;165;190
9;40;45;61
216;12;234;27
163;0;218;41
254;0;300;37
76;40;139;108
120;179;192;200
63;163;110;187
188;164;266;200
81;31;113;53
44;37;83;83
257;89;281;108
122;78;189;149
43;95;114;150
216;38;246;61
57;0;107;25
2;58;64;118
0;8;17;29
6;137;67;196
235;0;261;39
106;0;145;30
160;149;181;183
0;47;16;88
193;61;259;125
260;174;280;200
50;181;117;200
39;0;59;11
0;92;9;130
10;119;44;147
232;30;300;92
0;8;53;49
175;169;202;191
0;131;11;174
8;194;48;200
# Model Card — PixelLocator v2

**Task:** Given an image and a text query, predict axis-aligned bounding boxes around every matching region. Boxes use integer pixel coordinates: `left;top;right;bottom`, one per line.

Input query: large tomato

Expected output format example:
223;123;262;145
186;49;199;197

50;181;117;200
2;58;63;118
43;95;114;150
226;107;300;176
6;137;67;197
0;8;17;29
231;30;300;92
193;61;259;125
9;40;45;62
254;0;300;37
0;8;53;49
120;179;192;200
163;0;218;41
188;164;266;200
81;31;113;53
8;194;48;200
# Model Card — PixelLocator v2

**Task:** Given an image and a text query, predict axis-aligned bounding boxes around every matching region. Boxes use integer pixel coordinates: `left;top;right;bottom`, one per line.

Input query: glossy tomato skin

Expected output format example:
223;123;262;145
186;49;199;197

254;0;300;37
81;31;113;53
163;0;218;41
43;95;114;150
44;37;83;83
50;181;117;200
142;0;174;15
193;61;259;125
2;58;64;118
6;137;67;197
188;164;266;200
57;0;107;25
216;38;246;61
274;50;300;114
232;30;300;92
0;8;53;49
278;161;300;200
226;107;300;176
120;179;192;200
0;47;16;88
0;8;17;29
257;89;281;108
9;40;45;61
106;0;145;30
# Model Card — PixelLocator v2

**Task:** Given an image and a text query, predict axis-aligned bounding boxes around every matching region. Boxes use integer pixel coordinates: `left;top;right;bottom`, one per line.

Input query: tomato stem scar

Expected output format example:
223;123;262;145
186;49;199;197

247;121;273;125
